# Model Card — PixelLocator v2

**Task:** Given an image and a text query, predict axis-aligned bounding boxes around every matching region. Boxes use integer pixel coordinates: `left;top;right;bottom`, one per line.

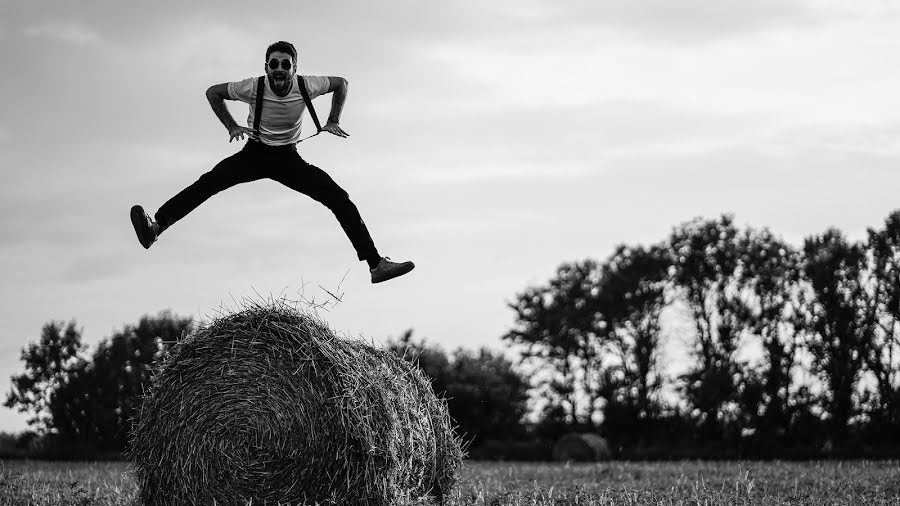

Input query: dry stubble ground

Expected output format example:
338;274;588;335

0;459;899;505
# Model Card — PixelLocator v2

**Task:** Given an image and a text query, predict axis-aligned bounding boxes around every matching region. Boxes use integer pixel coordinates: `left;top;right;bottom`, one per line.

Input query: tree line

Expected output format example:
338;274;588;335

504;211;900;458
4;211;900;459
3;313;192;458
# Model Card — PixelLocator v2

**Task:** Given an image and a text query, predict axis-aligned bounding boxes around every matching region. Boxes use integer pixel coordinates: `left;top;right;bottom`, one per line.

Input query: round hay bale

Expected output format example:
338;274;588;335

128;301;463;506
552;432;611;462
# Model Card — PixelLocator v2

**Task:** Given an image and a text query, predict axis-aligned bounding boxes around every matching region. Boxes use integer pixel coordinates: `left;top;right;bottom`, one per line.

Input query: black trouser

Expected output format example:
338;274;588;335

155;141;379;262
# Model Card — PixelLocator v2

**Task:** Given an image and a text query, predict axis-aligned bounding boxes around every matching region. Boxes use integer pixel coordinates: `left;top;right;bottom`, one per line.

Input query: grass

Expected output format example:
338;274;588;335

0;460;135;506
1;459;899;505
452;460;900;505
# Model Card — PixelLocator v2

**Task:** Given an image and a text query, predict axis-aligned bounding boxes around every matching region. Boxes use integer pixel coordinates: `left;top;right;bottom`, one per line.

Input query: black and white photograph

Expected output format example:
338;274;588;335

1;0;899;504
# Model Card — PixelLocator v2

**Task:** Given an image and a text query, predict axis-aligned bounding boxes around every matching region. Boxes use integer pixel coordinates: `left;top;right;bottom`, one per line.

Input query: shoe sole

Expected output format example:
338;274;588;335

372;262;415;283
130;205;154;249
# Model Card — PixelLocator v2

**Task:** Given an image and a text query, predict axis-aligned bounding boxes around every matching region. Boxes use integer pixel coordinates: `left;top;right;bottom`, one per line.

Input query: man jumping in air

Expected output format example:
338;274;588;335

130;40;414;284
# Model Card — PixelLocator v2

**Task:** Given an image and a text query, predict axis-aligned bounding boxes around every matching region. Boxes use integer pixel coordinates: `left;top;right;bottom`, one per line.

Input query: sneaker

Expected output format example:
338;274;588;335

130;205;160;249
370;257;415;284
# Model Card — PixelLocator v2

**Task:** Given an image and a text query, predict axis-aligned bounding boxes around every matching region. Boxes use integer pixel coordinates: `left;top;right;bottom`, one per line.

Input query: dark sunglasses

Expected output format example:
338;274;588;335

268;58;293;71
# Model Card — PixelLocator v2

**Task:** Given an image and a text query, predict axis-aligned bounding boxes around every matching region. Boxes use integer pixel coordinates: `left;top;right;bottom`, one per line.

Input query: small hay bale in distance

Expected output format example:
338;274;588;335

552;432;611;462
128;302;463;506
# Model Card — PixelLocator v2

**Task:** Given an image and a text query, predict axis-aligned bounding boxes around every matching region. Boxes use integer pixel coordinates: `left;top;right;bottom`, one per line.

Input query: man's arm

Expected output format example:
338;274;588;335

322;77;349;138
206;83;257;143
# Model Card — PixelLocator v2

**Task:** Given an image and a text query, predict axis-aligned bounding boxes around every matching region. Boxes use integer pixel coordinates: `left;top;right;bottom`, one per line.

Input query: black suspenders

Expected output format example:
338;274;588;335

252;75;322;138
296;75;322;133
252;76;265;135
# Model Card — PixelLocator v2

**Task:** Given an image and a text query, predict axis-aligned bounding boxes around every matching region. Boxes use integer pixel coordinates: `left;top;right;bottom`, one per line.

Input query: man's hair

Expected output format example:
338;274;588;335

266;41;298;64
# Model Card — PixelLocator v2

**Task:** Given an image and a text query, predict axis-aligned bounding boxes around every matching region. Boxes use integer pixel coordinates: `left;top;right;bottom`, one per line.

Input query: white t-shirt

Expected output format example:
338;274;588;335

227;75;330;146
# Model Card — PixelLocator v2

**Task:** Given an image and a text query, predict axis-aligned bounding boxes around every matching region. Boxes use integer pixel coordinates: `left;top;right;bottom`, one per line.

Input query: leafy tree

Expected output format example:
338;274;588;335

801;229;874;445
46;357;103;453
736;227;804;444
596;244;670;441
668;215;749;439
861;213;900;435
88;311;192;451
5;313;191;455
5;321;87;433
445;348;529;445
503;260;610;427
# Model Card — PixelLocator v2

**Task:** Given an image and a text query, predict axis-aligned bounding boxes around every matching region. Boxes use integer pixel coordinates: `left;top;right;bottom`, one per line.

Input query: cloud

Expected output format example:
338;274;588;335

447;0;816;47
58;251;130;284
129;19;257;77
579;0;815;44
24;21;101;45
766;123;900;158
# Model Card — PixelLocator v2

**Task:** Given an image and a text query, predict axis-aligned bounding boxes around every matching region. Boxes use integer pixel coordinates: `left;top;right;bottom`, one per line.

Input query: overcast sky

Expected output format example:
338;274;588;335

1;0;899;432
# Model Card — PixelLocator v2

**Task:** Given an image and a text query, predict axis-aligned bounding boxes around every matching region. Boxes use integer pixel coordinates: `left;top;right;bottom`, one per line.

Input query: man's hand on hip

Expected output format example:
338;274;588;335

323;121;349;138
229;126;259;143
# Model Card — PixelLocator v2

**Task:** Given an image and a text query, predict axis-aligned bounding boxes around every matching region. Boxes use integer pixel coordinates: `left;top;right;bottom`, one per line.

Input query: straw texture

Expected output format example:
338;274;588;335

128;301;463;506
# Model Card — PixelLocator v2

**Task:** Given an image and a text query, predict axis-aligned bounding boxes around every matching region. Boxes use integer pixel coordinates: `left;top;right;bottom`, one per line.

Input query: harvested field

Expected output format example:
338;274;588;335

1;459;899;505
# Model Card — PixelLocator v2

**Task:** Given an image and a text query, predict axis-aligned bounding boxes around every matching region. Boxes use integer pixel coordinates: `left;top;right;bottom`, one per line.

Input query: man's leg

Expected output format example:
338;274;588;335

130;143;265;249
271;151;414;282
154;145;264;231
272;154;379;262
